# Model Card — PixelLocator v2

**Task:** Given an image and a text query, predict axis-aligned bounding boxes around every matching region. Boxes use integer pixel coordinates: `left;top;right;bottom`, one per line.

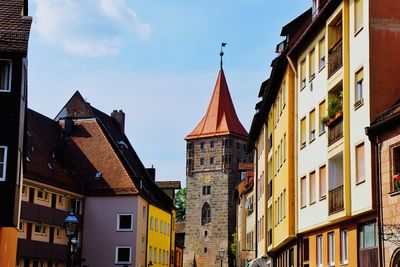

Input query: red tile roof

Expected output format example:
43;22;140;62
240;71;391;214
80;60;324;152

0;0;32;53
185;69;248;140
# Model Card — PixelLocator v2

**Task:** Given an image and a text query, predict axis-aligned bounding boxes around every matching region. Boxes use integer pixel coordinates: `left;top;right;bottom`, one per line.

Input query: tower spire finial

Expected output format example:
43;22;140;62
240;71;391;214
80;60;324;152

220;42;227;69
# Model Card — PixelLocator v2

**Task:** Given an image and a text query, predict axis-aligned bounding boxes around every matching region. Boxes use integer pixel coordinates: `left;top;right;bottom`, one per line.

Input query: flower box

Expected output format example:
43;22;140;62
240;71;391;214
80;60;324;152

324;111;343;127
393;174;400;191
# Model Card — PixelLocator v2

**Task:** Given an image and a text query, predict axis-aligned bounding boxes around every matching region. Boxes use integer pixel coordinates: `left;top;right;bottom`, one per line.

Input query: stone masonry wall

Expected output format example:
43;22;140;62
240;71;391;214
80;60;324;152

183;136;253;267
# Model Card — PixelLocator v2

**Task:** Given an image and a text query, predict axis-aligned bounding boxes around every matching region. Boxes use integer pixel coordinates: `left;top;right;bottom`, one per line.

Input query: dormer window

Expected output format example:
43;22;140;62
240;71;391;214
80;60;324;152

0;60;12;92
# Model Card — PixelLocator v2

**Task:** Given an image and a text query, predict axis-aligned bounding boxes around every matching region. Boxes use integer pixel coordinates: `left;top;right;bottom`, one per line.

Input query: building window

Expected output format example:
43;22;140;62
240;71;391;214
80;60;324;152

0;146;7;181
282;80;286;108
328;232;335;266
355;67;364;106
115;246;132;265
210;141;214;148
149;246;153;264
150;216;154;229
341;229;348;264
319;38;326;70
18;221;24;232
303;238;310;262
201;203;211;225
301;176;307;208
200;158;204;165
300;59;306;89
202;186;211;195
309;49;315;79
319;165;327;200
200;142;204;150
283;133;286;162
37;190;49;201
317;235;323;267
319;100;326;134
210;157;214;164
355;0;363;33
0;60;12;92
356;143;365;184
300;117;306;148
309;171;316;204
34;224;46;235
204;247;207;253
392;145;400;191
160;221;164;233
22;185;27;196
56;227;61;238
155;218;158;231
309;109;316;142
71;199;81;214
58;195;63;205
154;246;157;263
359;221;377;249
117;214;133;231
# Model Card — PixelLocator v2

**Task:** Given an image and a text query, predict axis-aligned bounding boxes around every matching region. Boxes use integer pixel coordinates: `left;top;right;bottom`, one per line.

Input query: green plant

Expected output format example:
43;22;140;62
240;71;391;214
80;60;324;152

231;231;237;258
321;93;343;124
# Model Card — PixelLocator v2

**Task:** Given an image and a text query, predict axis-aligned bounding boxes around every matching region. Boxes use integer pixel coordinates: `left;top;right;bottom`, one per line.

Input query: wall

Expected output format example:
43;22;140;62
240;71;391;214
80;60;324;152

82;195;139;267
0;227;17;267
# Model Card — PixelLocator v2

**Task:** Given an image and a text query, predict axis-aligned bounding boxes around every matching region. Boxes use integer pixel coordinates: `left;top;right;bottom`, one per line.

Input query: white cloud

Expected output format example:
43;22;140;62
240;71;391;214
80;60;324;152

98;0;151;39
32;0;150;57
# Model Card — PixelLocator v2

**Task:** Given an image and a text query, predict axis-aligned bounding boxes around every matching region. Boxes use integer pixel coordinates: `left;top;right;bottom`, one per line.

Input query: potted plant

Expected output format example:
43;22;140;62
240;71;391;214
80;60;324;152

322;93;343;127
393;173;400;191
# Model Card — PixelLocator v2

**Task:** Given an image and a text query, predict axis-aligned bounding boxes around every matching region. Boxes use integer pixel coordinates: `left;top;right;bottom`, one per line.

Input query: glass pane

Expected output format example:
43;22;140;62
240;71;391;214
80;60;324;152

364;223;376;248
118;248;130;262
0;147;4;162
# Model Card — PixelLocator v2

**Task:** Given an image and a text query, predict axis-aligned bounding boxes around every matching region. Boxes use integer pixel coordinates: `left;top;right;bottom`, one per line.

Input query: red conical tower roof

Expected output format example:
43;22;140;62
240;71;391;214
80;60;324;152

185;69;248;140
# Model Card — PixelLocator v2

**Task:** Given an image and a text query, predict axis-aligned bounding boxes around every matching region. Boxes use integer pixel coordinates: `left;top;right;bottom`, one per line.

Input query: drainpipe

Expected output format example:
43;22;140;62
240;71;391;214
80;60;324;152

366;129;384;267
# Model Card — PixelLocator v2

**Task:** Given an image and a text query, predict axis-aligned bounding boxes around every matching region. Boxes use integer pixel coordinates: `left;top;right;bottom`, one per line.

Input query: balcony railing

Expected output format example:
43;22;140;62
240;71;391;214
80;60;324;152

328;41;343;78
17;239;68;261
329;185;344;215
20;201;70;227
328;115;343;146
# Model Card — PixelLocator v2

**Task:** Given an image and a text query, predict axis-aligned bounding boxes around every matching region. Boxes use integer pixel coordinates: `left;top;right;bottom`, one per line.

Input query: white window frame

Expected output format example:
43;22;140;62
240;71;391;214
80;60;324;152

0;146;7;181
115;246;132;265
117;213;133;231
341;229;348;264
328;232;335;266
0;60;12;92
317;235;323;267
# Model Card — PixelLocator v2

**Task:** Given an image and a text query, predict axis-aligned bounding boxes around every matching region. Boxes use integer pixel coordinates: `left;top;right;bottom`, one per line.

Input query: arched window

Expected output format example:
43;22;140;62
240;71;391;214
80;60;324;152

391;249;400;267
201;203;211;225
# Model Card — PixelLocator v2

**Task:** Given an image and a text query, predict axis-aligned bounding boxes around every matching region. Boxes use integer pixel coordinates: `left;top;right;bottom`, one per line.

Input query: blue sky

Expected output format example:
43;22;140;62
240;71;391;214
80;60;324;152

28;0;310;186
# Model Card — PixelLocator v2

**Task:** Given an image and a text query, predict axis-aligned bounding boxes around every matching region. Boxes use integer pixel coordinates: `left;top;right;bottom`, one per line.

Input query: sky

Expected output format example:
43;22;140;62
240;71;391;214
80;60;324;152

28;0;310;187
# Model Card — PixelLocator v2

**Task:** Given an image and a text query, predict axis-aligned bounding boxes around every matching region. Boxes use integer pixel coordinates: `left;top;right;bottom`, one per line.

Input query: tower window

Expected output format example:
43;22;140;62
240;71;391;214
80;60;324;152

204;247;207;253
202;186;211;195
200;158;204;165
210;141;214;148
200;142;205;150
201;203;211;225
210;157;214;164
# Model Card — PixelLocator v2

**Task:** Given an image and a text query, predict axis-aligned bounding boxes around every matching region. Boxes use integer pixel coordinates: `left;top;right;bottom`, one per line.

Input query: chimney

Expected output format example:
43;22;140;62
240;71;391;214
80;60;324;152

146;166;156;182
111;110;125;133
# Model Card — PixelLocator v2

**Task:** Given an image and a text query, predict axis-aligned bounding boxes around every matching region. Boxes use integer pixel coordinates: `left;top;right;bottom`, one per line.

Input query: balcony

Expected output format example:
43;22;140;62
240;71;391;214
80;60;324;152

328;113;343;146
329;185;344;215
328;41;343;78
17;239;68;261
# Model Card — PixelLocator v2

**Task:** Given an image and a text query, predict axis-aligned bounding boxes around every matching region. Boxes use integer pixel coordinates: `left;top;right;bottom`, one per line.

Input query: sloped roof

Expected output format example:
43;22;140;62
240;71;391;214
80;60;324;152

0;0;32;53
56;91;173;211
25;109;83;193
185;69;248;140
156;181;181;189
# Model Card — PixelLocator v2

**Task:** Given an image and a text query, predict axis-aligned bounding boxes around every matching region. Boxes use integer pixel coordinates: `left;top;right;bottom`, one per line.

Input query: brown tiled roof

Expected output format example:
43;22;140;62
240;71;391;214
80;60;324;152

25;109;83;193
156;181;181;189
185;69;248;140
0;0;32;53
56;91;173;211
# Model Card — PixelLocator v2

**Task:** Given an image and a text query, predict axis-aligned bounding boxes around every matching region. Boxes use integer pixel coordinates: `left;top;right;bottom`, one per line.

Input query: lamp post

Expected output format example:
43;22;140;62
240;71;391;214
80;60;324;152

218;248;225;267
64;210;80;267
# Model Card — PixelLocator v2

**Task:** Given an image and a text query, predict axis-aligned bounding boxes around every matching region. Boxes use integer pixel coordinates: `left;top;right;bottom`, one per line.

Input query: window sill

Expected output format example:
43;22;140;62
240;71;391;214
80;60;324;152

354;98;364;110
300;85;306;91
319;130;326;136
310;201;316;206
117;229;133;232
309;137;316;144
320;195;326;201
319;65;326;73
309;75;315;82
389;190;400;197
356;179;365;186
300;205;307;210
300;143;306;150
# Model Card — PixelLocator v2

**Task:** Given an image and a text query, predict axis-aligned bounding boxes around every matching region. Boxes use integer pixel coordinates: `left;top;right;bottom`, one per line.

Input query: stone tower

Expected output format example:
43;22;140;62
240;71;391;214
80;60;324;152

183;67;252;267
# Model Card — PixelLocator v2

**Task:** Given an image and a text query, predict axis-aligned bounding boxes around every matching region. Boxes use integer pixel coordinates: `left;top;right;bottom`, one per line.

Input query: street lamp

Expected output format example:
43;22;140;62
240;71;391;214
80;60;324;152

218;248;225;267
64;210;80;267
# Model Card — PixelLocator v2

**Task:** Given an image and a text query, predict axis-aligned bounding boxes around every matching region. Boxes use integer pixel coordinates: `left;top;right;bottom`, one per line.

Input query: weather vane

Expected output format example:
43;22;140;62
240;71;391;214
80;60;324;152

220;42;227;69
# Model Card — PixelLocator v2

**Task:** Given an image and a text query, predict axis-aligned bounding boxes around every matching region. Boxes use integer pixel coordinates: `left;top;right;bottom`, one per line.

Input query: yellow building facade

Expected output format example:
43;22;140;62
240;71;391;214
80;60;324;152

147;205;173;267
